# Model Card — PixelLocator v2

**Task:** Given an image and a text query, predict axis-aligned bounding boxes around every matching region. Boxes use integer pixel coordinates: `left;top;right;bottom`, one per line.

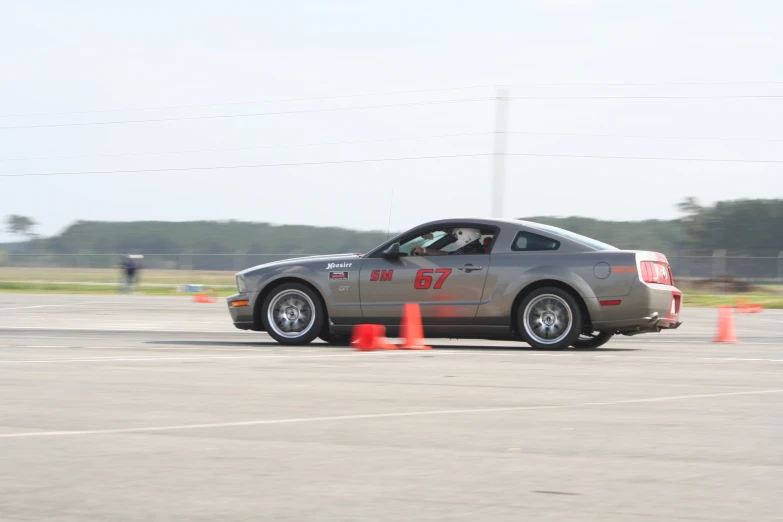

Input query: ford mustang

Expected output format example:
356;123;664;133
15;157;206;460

227;218;682;349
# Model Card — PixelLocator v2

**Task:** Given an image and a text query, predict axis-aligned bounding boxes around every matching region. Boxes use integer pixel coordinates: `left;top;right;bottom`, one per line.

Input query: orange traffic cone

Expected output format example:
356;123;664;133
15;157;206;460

713;306;738;343
351;324;376;351
400;303;431;350
193;292;218;303
351;324;398;351
373;325;398;350
736;298;763;314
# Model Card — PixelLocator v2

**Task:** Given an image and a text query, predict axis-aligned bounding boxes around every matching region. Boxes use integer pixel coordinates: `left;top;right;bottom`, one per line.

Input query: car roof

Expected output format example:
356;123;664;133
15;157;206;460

413;217;539;229
398;217;619;253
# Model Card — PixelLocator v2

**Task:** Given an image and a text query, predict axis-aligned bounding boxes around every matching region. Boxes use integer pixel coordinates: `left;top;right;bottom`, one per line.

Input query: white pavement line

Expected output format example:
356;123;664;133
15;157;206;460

0;326;237;333
700;357;783;363
612;340;783;345
0;301;99;311
747;317;783;324
584;389;783;405
594;354;783;363
2;389;780;439
0;351;453;364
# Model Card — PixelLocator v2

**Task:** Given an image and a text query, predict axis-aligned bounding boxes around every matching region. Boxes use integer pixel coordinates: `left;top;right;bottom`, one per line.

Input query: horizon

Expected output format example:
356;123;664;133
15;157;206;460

5;194;779;243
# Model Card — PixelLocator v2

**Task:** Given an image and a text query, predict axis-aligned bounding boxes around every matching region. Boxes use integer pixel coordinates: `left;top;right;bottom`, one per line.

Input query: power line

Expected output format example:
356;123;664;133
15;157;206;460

0;154;492;177
0;132;492;162
5;80;782;119
509;81;783;87
511;95;783;100
506;131;783;143
6;91;783;130
5;129;782;163
2;152;782;178
0;97;492;131
511;152;783;163
0;85;496;119
2;93;781;131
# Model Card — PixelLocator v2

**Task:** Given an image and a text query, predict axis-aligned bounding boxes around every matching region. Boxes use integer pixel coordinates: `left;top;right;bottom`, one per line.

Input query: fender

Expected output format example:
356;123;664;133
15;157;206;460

480;264;600;322
250;261;365;320
509;264;598;301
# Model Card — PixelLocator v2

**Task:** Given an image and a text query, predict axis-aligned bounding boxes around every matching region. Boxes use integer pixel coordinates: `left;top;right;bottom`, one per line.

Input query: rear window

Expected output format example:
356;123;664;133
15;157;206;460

526;223;618;251
512;232;560;252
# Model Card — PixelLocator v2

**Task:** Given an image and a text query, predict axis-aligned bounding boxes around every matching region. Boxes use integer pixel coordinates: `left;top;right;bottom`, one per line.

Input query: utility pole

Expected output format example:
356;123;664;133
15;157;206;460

491;87;509;218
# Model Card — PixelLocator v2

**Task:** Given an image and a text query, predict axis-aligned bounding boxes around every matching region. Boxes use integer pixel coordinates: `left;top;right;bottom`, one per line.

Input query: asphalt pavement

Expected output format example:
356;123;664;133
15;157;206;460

0;294;781;521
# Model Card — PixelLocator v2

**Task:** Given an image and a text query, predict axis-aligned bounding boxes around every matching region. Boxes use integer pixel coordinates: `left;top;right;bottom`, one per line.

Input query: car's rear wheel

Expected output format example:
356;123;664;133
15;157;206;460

571;331;613;349
261;283;324;345
517;287;582;350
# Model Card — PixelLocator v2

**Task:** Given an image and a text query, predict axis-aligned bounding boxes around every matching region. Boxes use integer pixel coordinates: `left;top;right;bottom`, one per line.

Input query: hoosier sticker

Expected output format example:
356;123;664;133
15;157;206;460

326;262;353;269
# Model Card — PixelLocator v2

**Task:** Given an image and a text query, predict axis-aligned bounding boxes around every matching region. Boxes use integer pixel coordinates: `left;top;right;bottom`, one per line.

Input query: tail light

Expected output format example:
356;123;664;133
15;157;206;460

640;260;674;285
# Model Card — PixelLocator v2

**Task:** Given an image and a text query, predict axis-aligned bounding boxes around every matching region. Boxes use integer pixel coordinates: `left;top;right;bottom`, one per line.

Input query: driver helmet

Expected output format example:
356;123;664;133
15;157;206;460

451;228;481;246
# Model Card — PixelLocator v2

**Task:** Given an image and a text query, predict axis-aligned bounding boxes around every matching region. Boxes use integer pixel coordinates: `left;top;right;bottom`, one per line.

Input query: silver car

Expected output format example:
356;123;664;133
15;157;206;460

227;218;682;349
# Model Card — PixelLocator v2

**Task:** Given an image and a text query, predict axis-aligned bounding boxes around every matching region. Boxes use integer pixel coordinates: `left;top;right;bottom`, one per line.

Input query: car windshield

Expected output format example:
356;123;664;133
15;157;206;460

526;223;619;251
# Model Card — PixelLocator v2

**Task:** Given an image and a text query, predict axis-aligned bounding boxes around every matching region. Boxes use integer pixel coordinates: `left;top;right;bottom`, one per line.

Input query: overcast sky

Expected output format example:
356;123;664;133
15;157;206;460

2;0;782;237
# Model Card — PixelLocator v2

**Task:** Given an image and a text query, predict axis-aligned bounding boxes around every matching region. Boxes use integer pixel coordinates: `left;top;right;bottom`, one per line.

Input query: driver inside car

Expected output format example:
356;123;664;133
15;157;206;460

411;228;485;256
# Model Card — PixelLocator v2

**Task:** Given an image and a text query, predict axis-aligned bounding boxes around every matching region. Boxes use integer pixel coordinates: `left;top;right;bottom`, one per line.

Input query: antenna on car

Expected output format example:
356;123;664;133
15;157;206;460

386;188;394;240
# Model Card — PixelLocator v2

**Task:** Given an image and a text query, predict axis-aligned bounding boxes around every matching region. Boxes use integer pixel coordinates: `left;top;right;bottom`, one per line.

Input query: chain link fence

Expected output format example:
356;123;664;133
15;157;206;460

0;251;781;288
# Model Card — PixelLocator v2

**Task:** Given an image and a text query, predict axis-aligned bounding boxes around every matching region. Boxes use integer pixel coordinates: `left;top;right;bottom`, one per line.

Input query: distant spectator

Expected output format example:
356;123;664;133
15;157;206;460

119;255;143;293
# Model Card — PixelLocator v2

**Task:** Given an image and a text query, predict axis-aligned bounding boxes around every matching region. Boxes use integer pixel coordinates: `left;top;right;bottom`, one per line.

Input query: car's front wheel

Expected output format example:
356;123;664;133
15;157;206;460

261;283;324;345
571;331;613;349
517;287;582;350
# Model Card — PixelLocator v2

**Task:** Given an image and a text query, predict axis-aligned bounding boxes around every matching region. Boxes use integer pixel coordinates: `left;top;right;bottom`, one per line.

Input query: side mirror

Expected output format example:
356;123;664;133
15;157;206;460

381;242;401;258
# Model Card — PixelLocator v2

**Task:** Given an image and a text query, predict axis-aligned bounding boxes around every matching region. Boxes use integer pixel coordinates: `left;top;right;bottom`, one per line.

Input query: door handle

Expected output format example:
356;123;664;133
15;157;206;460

458;264;484;272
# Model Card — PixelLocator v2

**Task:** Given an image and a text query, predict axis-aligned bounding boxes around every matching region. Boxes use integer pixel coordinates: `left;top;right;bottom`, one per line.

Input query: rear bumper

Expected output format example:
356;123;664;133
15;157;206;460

592;282;682;334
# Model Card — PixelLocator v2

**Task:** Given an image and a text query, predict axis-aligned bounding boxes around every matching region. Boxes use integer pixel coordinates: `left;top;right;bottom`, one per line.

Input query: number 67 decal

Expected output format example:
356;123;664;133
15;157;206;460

414;268;452;289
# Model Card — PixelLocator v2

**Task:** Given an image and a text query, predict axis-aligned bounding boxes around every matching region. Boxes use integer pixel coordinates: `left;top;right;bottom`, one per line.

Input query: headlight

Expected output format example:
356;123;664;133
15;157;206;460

236;275;247;293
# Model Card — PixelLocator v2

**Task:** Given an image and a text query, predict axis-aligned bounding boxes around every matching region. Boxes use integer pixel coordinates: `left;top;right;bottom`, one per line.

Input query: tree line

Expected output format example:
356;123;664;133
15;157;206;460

2;198;781;270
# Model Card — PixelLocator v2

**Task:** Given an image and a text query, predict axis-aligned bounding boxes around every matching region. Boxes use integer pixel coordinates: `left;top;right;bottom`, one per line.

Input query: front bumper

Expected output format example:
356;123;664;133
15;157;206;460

227;292;257;330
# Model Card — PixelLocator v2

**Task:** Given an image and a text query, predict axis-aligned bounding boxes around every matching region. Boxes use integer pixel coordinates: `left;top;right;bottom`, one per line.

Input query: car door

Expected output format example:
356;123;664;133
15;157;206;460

359;229;491;324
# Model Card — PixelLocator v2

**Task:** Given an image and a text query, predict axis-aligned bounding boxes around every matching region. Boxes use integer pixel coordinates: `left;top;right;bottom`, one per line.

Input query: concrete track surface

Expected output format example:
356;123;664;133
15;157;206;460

1;294;781;522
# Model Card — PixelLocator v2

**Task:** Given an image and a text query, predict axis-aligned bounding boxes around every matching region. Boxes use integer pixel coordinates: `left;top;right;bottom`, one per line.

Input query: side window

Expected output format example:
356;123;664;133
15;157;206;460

388;227;497;256
399;230;450;255
512;232;560;252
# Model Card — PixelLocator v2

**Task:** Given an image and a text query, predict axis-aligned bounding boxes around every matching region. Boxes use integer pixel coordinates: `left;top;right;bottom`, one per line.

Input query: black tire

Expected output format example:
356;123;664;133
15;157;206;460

318;332;351;346
260;282;325;345
516;287;583;350
571;331;613;349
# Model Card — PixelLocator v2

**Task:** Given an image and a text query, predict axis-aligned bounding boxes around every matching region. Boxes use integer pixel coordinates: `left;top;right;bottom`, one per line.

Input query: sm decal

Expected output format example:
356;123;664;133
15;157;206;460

370;269;394;282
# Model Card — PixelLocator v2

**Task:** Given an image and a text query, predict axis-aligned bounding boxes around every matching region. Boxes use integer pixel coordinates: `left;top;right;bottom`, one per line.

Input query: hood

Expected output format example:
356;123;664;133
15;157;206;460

237;253;363;276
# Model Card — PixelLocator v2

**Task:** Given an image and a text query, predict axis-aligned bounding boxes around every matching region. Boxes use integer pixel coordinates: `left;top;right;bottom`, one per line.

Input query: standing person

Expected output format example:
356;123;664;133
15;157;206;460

119;255;142;293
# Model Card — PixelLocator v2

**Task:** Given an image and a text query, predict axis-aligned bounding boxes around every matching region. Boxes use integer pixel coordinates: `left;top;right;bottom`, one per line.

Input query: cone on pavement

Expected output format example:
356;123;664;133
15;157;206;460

351;324;398;351
351;324;377;351
713;306;738;343
736;297;763;314
193;293;217;303
372;325;398;350
400;303;431;350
